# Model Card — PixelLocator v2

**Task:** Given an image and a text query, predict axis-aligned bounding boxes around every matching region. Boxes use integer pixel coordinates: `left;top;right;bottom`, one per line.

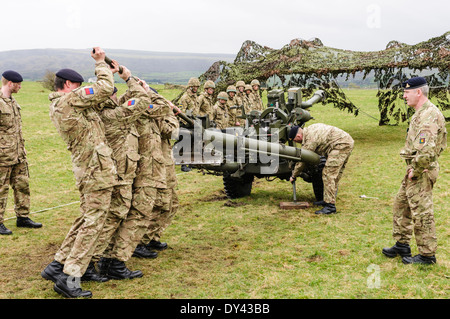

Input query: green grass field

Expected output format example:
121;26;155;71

0;82;448;299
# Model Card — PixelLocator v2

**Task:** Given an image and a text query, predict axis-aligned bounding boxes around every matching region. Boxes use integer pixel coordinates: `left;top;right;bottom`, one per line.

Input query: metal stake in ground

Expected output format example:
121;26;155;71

279;180;310;210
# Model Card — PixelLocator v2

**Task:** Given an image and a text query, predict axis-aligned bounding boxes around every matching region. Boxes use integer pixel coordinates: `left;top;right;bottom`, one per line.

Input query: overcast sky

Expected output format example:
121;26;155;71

1;0;448;55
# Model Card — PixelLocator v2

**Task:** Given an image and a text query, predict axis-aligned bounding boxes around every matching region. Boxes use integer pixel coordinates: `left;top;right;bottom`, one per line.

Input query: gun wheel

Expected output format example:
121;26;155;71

223;173;254;199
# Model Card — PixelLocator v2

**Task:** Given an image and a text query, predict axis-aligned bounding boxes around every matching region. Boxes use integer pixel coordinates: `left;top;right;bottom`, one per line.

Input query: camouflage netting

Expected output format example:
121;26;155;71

193;32;450;125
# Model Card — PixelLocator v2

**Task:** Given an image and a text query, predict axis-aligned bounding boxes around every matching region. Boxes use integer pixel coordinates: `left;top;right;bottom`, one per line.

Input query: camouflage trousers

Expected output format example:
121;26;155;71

392;169;438;256
322;144;353;204
0;161;30;223
55;187;113;277
141;187;179;245
91;184;132;263
106;186;157;262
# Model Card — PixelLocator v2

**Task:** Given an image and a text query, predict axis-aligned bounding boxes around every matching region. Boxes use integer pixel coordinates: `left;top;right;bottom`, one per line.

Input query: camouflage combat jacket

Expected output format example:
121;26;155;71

197;92;214;117
243;94;252;114
235;91;245;108
292;123;354;177
147;101;179;189
132;89;168;188
400;100;447;178
212;101;229;130
178;89;198;114
48;61;117;193
98;78;153;185
226;96;238;126
250;90;264;111
0;91;26;166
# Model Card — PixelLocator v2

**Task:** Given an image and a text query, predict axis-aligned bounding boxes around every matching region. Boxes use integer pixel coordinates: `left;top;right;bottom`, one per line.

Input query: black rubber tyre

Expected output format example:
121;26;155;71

223;173;254;199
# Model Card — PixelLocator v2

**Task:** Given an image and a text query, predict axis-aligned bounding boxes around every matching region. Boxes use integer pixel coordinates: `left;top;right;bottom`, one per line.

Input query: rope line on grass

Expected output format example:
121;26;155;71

3;172;190;221
4;201;80;221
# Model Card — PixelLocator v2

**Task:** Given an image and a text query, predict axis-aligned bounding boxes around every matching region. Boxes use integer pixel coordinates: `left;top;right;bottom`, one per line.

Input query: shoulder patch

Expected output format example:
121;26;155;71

128;99;135;106
419;132;426;144
84;87;94;95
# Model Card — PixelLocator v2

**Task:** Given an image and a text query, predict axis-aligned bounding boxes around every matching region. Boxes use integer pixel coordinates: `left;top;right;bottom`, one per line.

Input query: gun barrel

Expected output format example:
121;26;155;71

301;90;325;108
174;109;195;127
203;129;320;165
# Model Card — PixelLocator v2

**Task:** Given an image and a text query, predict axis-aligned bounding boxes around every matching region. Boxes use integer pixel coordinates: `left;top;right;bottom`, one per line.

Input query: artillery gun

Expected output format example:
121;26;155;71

172;88;327;200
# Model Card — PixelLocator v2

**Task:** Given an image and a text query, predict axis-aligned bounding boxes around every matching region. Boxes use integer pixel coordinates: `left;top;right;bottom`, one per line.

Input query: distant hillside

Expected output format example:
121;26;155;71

0;49;235;84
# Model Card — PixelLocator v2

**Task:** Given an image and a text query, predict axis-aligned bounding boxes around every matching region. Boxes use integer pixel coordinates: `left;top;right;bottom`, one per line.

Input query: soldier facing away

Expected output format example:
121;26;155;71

135;93;180;256
0;70;42;235
289;123;354;215
90;62;155;279
382;77;447;265
42;47;117;298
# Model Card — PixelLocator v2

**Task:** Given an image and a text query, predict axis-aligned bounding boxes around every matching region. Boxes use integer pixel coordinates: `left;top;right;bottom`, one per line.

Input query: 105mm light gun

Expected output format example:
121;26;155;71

172;87;326;200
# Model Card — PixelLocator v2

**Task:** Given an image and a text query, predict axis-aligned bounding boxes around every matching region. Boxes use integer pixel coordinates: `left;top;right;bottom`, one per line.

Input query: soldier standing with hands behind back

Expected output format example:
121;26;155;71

0;71;42;235
382;77;447;265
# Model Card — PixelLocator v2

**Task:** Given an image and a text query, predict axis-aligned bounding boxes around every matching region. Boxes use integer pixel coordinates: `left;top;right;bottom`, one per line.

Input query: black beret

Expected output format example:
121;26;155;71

402;77;427;90
113;87;118;94
288;125;300;140
55;68;84;83
2;70;23;82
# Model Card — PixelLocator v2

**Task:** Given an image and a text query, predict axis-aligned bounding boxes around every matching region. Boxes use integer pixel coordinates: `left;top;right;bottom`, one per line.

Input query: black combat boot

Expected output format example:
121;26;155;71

402;254;436;265
41;260;64;282
81;262;109;282
133;244;158;258
97;257;112;276
147;239;168;251
0;223;12;235
315;203;336;215
106;259;143;280
382;242;412;258
16;217;42;228
53;273;92;298
313;200;326;206
181;165;191;172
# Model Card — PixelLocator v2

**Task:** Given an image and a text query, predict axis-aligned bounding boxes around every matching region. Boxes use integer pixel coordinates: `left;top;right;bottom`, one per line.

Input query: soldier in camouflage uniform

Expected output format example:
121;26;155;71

250;79;264;111
178;77;200;115
382;77;447;265
90;61;155;279
42;47;117;298
178;78;199;172
137;94;180;254
289;123;354;215
235;80;246;107
212;92;230;130
97;79;163;273
226;85;239;127
0;70;42;235
196;80;215;117
235;81;247;126
244;84;254;113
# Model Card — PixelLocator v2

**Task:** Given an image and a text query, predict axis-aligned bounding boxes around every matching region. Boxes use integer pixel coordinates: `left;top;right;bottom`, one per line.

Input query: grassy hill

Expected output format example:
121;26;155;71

0;49;235;84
